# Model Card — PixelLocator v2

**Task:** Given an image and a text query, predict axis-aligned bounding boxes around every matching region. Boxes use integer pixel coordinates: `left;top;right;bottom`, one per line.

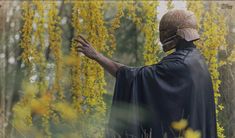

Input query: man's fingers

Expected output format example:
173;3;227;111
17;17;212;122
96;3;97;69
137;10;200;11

74;38;83;44
77;45;84;49
74;35;89;46
78;35;89;44
77;48;84;53
74;38;87;47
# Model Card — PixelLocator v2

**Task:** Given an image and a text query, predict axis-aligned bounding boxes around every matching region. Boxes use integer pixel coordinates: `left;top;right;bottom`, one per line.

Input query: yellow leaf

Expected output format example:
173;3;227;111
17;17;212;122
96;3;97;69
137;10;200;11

171;119;188;131
184;128;201;138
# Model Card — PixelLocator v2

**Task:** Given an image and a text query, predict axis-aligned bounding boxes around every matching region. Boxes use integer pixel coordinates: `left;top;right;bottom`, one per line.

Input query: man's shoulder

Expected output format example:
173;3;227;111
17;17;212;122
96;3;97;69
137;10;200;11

148;48;199;72
137;48;200;75
162;49;194;63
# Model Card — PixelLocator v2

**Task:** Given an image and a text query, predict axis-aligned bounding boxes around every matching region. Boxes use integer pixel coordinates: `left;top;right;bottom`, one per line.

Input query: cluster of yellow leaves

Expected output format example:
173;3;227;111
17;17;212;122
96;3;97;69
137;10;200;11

167;0;174;10
30;99;48;115
54;102;78;122
71;1;110;137
30;93;52;115
13;82;51;132
15;1;41;134
20;2;36;70
171;119;201;138
32;0;47;95
186;0;203;29
184;128;201;138
72;1;108;113
12;104;32;132
48;1;63;99
125;1;142;28
141;1;161;65
227;48;235;63
70;1;83;113
31;1;52;136
171;119;188;131
105;1;124;56
22;80;38;96
124;1;162;65
14;1;64;137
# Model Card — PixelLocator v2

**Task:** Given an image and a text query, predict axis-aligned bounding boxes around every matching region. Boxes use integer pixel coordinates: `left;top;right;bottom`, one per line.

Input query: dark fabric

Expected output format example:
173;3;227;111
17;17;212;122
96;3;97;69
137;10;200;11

106;41;217;138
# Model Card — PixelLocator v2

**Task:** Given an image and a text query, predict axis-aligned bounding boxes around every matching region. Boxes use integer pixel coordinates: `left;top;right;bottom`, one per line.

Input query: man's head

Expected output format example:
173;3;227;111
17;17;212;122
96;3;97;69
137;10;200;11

159;9;200;52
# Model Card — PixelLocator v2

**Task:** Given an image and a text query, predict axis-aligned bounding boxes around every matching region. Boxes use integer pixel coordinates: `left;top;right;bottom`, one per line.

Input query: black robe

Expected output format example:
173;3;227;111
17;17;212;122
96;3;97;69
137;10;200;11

106;41;217;138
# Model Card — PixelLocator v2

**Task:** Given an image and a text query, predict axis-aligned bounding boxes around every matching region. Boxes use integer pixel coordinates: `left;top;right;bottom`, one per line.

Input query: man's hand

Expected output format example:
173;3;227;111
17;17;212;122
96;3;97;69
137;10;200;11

74;35;124;77
75;35;100;60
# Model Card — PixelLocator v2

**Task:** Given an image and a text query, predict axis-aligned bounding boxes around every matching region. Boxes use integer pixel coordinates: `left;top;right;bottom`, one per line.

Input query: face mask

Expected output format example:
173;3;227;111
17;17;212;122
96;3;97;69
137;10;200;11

162;35;180;52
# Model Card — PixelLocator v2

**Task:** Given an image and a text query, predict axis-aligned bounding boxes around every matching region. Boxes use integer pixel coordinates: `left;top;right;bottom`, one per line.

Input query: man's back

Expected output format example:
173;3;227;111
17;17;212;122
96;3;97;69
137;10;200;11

183;44;217;138
107;42;217;138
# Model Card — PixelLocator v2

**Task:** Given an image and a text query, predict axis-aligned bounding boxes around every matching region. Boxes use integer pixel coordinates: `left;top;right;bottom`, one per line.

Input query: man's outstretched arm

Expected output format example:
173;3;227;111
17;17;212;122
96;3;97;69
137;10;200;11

75;35;124;77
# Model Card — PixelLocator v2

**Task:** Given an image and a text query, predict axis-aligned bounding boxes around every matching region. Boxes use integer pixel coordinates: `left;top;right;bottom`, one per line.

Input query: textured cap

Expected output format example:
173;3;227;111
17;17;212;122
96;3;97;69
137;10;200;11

177;28;200;41
159;9;200;51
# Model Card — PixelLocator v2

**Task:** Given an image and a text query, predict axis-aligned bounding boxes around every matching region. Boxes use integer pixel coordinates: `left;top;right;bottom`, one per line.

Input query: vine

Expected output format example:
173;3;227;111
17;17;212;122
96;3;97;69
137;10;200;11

141;1;160;65
167;0;174;10
48;1;63;99
71;1;109;137
20;1;35;72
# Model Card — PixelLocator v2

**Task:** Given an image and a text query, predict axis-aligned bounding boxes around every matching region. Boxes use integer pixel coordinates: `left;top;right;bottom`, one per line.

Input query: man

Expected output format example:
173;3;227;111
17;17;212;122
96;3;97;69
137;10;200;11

76;9;217;138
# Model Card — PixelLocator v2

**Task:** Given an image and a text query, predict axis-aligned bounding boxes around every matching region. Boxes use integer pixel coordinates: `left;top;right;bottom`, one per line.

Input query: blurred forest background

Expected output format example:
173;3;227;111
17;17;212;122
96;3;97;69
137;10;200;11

0;0;235;138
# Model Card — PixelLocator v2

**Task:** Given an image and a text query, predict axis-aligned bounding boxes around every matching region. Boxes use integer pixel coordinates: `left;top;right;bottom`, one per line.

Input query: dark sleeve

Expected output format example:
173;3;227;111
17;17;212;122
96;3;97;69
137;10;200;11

113;63;171;103
108;61;191;137
115;66;142;79
113;66;143;103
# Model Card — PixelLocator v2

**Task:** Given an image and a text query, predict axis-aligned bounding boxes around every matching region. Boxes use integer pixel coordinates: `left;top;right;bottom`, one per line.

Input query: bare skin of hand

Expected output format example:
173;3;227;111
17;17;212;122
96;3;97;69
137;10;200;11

75;35;124;77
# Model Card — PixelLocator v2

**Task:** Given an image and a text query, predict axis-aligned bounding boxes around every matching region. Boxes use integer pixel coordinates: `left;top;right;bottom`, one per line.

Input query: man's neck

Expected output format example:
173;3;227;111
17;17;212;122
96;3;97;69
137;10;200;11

175;39;196;51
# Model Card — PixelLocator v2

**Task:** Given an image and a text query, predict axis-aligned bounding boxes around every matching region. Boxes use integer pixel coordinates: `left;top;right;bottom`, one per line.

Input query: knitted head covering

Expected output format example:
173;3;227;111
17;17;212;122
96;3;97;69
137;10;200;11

159;9;200;52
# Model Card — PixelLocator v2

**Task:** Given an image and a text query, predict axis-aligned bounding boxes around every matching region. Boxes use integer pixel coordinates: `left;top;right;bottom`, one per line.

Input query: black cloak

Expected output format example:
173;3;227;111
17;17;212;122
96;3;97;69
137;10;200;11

106;41;217;138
